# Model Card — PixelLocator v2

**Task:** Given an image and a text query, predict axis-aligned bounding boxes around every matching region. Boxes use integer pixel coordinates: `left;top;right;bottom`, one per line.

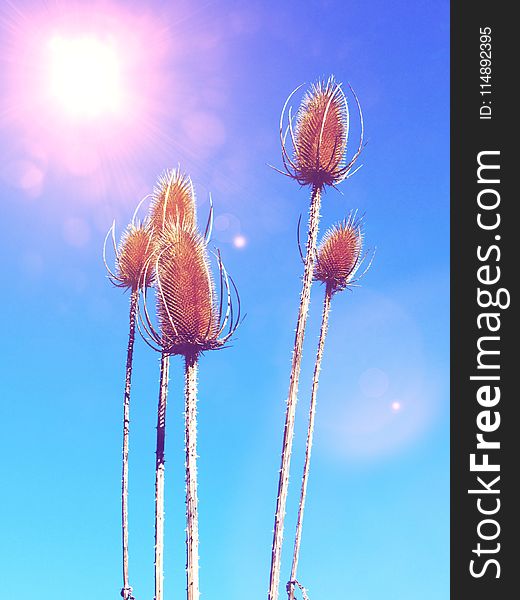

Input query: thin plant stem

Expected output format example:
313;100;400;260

122;287;139;600
154;352;170;600
185;353;200;600
288;285;332;600
268;185;323;600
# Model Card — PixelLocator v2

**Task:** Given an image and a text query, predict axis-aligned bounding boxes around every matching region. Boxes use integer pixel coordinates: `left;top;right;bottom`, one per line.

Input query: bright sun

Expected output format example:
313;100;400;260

49;35;122;118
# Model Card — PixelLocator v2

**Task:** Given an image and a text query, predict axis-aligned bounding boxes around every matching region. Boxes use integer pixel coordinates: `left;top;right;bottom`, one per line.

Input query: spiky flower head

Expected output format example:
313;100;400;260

314;214;364;293
149;168;197;236
155;224;223;356
105;222;154;290
279;76;363;189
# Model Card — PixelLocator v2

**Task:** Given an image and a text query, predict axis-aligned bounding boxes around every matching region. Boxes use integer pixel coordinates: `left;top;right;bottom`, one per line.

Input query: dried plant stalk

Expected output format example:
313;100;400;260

146;168;198;600
104;220;154;600
287;286;331;600
185;353;200;600
121;287;138;600
269;77;363;600
143;168;193;599
154;352;170;600
269;185;322;600
141;170;239;600
146;217;239;600
288;217;368;599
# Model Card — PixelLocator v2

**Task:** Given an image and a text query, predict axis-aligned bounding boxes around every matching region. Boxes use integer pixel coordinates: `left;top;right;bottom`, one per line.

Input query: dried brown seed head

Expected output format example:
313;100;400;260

115;223;155;290
315;216;363;293
278;76;363;189
149;168;197;236
293;78;348;187
156;225;221;355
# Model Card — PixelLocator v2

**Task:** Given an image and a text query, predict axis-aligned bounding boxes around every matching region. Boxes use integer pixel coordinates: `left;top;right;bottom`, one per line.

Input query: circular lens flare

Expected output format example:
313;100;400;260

49;35;122;118
233;235;247;248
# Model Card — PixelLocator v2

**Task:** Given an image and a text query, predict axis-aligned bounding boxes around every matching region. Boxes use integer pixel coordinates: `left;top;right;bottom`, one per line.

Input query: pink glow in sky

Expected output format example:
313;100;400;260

1;2;173;192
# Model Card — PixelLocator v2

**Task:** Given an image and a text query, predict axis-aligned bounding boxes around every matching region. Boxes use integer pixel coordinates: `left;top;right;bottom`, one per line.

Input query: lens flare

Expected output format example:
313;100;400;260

233;235;246;248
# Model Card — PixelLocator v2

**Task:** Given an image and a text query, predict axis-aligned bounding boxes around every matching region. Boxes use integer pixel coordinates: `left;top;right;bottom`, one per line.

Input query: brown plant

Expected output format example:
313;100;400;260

288;215;373;600
141;224;239;358
105;221;155;291
104;217;155;600
156;226;222;355
139;194;239;600
132;167;198;600
314;213;364;293
268;78;364;600
278;76;364;188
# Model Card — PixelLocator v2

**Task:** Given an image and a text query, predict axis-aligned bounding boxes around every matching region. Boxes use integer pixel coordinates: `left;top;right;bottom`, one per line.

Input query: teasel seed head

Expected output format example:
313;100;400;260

104;221;155;291
153;224;239;356
314;213;365;294
278;76;364;189
149;167;197;236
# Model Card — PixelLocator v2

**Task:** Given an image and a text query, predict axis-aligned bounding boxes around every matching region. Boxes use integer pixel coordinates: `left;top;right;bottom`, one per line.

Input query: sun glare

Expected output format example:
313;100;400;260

49;35;122;118
4;3;175;191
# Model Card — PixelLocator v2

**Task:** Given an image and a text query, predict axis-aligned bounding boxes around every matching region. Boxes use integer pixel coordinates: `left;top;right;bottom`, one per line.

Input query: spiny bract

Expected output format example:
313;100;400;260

293;77;348;187
156;225;221;355
149;168;197;235
116;223;155;290
315;217;363;293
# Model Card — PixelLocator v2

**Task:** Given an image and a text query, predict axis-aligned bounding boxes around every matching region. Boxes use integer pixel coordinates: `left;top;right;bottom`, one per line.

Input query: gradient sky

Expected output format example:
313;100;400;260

0;1;449;599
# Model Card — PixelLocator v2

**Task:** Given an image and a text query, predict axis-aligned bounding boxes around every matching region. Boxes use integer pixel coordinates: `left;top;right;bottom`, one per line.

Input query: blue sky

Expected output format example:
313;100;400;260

0;1;449;599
